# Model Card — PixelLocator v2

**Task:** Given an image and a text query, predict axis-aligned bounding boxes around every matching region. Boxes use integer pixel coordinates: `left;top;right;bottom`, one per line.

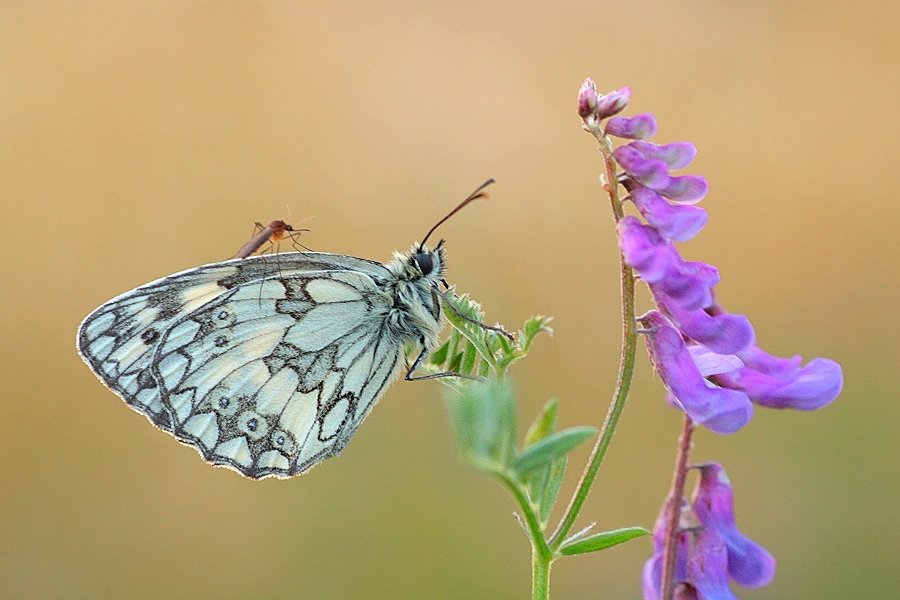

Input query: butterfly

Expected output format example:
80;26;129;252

76;180;496;480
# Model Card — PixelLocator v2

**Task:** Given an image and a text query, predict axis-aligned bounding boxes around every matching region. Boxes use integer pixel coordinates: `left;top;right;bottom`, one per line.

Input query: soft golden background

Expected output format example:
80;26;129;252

1;2;897;598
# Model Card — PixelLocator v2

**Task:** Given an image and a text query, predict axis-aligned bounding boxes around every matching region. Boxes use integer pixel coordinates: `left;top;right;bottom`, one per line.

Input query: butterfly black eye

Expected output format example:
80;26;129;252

413;252;434;275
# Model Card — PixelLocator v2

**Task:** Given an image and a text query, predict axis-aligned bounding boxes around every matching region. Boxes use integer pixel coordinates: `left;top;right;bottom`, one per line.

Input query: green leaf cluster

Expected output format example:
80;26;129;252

427;292;553;381
432;294;649;570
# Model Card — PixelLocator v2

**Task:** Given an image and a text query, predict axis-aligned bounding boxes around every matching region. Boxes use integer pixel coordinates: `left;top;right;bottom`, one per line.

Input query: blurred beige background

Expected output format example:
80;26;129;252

1;2;897;598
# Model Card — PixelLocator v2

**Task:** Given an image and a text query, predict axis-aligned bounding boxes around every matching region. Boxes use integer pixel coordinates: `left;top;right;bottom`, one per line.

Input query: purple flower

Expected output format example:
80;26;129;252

687;528;739;600
713;345;843;410
597;86;631;119
648;260;719;312
618;217;719;311
606;113;658;140
692;463;776;588
643;463;776;600
655;293;755;355
614;145;671;188
628;140;697;170
618;216;679;282
577;78;600;118
630;186;708;243
577;79;631;119
658;175;710;204
639;311;753;434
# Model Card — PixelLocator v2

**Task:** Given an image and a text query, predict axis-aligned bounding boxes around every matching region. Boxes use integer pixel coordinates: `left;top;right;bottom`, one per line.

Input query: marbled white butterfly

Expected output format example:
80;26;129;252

77;181;494;479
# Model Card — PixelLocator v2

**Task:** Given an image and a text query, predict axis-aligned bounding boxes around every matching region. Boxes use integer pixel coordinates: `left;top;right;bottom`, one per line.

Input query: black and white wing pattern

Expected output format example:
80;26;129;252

77;251;443;479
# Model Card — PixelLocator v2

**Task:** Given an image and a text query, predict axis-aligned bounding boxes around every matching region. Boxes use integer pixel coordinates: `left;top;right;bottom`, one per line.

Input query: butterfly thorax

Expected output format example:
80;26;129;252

383;245;446;352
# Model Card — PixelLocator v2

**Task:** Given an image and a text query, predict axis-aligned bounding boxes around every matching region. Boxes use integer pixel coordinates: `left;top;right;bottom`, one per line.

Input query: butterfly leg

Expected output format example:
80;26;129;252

404;339;481;382
436;289;514;341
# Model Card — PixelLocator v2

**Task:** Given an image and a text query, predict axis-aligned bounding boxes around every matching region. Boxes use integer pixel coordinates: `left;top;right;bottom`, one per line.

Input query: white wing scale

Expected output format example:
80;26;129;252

77;252;421;479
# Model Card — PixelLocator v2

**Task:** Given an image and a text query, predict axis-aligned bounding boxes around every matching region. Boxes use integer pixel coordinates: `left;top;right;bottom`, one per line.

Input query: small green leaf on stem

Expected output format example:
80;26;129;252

512;426;597;475
559;527;650;556
524;398;559;447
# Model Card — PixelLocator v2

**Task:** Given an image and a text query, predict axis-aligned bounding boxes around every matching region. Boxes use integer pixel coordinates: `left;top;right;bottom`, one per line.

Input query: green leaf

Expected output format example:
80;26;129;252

430;339;450;366
559;527;650;556
537;456;566;524
520;316;554;352
444;379;517;474
524;398;559;447
512;426;597;475
461;340;478;375
447;350;464;373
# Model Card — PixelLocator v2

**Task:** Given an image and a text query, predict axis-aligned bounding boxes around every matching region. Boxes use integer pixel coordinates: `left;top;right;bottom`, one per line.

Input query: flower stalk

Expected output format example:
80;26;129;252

660;414;695;600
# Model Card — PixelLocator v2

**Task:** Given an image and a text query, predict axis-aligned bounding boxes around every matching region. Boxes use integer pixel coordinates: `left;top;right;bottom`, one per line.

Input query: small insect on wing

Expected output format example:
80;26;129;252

235;220;309;259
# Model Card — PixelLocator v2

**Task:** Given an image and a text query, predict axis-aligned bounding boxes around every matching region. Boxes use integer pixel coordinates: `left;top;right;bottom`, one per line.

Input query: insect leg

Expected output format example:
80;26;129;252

436;288;515;341
404;340;481;382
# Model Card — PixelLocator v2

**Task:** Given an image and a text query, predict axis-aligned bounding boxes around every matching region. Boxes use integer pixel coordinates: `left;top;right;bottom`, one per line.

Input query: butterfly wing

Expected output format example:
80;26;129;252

77;252;407;479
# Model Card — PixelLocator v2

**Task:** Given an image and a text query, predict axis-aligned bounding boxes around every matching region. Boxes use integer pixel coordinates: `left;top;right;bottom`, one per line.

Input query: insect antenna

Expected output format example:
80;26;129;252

418;178;494;250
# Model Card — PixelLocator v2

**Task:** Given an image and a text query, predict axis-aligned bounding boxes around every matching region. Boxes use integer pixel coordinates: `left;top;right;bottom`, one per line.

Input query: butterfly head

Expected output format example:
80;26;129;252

391;240;446;285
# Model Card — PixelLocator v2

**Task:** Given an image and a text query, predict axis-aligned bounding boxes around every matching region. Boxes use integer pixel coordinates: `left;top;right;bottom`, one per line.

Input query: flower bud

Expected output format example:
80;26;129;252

596;86;631;119
577;78;599;118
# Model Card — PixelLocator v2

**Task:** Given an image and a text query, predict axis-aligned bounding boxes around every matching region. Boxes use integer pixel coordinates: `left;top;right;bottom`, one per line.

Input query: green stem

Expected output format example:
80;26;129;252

532;550;551;600
498;472;553;599
549;123;637;548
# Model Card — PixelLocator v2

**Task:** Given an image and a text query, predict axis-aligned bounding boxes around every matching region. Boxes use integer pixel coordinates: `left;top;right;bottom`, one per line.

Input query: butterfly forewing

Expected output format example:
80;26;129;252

77;252;425;479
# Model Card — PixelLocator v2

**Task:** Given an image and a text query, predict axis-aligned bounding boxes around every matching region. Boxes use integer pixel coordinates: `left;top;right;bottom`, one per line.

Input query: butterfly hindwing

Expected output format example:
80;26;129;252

78;253;412;479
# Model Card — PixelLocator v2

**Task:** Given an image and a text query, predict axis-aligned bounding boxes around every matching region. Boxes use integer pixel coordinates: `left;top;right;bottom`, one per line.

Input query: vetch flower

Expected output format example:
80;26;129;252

629;186;708;243
577;79;631;120
687;527;739;600
657;175;709;204
606;113;658;140
692;463;776;588
628;140;697;170
713;345;843;410
614;145;672;188
638;311;753;434
654;293;755;356
597;85;631;119
577;78;600;118
618;217;718;311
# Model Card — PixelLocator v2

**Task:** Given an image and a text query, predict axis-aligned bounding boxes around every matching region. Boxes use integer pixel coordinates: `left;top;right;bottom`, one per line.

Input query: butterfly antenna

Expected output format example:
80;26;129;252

419;178;495;249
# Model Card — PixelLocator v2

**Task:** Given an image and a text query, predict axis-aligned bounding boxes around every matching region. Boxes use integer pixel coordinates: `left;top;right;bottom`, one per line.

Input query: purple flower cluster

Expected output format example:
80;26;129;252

578;78;844;599
642;464;776;600
577;78;843;434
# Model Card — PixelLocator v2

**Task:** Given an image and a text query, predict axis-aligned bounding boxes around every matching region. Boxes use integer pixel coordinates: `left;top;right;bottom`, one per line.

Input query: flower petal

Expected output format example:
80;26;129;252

614;146;671;188
629;140;698;170
597;86;631;119
660;175;709;205
606;113;658;140
655;290;755;355
692;463;777;588
688;528;740;600
640;312;753;434
715;346;843;410
631;186;709;242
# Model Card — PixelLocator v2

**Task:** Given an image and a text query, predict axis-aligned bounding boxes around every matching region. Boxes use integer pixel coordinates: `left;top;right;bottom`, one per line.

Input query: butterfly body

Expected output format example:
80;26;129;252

77;245;446;479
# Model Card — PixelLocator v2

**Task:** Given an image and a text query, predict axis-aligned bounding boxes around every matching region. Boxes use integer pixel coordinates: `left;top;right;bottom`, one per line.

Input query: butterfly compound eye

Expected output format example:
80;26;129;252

413;252;434;276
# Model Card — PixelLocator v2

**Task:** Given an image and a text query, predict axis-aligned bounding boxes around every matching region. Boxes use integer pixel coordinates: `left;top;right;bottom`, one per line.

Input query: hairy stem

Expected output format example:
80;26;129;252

549;122;637;547
532;550;551;600
498;472;552;599
660;414;696;600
